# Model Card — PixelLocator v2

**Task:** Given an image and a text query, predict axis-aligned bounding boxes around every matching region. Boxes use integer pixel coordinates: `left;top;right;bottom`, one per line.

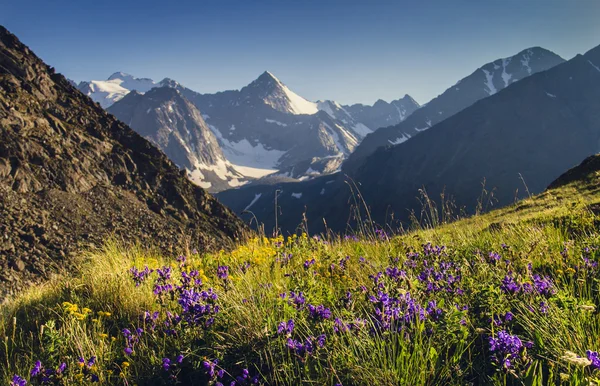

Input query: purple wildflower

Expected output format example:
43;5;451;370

532;274;556;297
11;375;27;386
307;304;332;320
30;360;43;377
277;319;295;335
129;266;153;286
500;273;521;294
489;252;501;263
217;265;229;280
489;330;525;369
587;350;600;369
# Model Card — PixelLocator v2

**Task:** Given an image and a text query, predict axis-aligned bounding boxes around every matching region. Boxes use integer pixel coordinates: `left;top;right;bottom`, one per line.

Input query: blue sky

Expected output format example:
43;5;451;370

2;0;599;105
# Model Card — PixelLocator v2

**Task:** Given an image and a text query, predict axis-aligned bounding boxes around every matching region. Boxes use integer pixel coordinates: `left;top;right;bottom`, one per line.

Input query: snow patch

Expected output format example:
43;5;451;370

208;124;284;175
588;60;600;73
282;84;319;115
501;58;513;87
482;69;497;95
244;193;262;211
317;101;336;118
265;119;288;127
521;49;533;74
389;134;410;145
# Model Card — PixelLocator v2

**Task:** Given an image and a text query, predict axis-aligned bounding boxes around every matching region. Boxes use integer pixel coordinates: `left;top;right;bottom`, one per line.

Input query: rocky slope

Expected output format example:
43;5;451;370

0;26;246;298
108;87;247;192
343;95;420;132
343;47;566;174
548;153;600;190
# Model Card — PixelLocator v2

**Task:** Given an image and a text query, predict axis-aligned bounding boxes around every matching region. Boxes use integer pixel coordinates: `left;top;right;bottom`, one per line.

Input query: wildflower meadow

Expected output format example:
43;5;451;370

2;179;600;385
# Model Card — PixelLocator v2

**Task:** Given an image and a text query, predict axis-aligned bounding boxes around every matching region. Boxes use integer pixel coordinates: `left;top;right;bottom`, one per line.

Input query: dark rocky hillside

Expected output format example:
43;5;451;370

548;154;600;190
343;47;565;174
0;26;246;298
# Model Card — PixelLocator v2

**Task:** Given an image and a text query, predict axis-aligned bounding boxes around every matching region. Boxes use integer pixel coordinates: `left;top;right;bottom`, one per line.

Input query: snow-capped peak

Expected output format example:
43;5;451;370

245;71;318;115
108;71;133;80
77;72;158;108
159;78;180;88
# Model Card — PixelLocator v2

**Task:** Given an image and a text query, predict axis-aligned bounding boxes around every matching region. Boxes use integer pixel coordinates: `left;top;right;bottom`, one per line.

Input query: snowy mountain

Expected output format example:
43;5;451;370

217;46;574;234
82;70;417;190
170;71;417;183
77;72;157;108
343;95;420;132
107;87;251;192
343;47;566;174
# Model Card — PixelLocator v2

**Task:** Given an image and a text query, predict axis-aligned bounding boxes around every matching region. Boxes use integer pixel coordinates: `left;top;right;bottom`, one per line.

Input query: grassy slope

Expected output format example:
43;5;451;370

2;167;600;385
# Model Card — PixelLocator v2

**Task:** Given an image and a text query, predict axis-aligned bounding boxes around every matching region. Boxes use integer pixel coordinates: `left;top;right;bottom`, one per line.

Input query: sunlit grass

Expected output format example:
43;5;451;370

2;176;600;385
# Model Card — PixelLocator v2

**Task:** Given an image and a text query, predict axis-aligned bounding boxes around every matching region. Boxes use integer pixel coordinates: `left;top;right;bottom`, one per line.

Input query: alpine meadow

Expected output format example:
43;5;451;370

2;1;600;385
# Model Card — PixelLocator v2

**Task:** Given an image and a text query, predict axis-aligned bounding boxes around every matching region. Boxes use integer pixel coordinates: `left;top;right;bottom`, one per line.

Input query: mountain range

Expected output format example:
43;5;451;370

78;71;420;191
217;45;600;234
343;47;566;173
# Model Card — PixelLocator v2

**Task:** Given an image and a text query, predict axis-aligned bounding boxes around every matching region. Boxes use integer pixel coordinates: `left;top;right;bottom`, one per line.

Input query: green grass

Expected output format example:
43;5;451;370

2;174;600;385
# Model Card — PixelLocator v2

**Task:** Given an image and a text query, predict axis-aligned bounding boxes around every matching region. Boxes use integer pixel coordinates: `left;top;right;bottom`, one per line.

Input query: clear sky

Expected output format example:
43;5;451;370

2;0;599;105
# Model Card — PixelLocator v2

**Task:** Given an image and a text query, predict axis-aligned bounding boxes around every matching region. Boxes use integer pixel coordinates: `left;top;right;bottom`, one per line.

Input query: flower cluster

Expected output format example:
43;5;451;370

281;291;306;308
277;319;295;335
10;375;27;386
178;288;220;327
217;265;229;280
286;334;326;356
587;350;600;370
123;328;144;355
234;368;260;385
24;360;69;384
307;304;332;320
368;291;428;331
417;261;463;294
77;356;100;382
488;331;531;369
62;302;93;321
130;266;153;286
500;272;556;297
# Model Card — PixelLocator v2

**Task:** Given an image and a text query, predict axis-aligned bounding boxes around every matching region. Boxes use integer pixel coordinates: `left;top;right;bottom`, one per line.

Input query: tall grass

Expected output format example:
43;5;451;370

2;179;600;385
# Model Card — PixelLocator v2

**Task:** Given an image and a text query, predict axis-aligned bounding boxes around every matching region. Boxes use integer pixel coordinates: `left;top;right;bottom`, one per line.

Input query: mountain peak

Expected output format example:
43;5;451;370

159;77;180;88
259;70;279;81
251;70;283;88
243;71;318;115
400;94;420;107
107;71;132;80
